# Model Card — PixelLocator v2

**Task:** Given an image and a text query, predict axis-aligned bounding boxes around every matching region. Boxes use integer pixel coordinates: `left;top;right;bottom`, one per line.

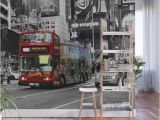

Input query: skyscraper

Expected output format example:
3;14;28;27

30;0;36;10
66;0;71;21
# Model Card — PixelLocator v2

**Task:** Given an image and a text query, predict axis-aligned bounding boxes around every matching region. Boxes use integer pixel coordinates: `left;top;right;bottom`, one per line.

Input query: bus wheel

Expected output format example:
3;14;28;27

60;76;66;87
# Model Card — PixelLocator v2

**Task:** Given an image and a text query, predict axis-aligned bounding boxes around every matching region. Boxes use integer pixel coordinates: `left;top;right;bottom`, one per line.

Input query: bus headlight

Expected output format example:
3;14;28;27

44;77;49;81
21;77;26;81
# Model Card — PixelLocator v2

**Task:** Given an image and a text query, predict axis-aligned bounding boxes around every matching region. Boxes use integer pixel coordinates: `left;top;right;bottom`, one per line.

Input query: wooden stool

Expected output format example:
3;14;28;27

79;88;97;119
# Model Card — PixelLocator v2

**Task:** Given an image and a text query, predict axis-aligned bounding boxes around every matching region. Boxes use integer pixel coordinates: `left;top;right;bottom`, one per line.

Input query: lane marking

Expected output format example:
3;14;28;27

13;86;79;100
52;94;100;109
13;82;94;100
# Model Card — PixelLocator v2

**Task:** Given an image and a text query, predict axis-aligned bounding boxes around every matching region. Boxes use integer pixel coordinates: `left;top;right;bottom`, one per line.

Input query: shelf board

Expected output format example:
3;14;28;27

103;50;132;54
103;103;133;111
103;67;133;72
102;31;131;36
102;85;132;92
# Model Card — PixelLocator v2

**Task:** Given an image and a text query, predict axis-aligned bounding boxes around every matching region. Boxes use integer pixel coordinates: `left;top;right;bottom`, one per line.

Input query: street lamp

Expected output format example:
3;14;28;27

92;5;96;61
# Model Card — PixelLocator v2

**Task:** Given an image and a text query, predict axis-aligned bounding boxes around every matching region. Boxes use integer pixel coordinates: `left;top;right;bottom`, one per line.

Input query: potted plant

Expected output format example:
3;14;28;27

0;84;19;120
133;56;145;95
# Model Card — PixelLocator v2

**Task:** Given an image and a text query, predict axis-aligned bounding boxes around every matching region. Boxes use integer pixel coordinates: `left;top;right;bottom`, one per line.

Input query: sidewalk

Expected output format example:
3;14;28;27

1;80;18;86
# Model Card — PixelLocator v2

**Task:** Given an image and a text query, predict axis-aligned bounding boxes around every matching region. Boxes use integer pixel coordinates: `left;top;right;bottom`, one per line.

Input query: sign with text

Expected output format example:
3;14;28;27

69;19;100;31
22;46;49;54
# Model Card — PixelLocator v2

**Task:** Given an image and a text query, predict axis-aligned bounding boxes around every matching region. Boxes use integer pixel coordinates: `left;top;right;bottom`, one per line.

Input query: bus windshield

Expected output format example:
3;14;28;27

21;55;53;72
21;33;52;42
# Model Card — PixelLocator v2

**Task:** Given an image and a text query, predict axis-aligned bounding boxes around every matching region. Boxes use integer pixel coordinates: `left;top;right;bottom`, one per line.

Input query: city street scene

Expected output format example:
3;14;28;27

1;0;135;119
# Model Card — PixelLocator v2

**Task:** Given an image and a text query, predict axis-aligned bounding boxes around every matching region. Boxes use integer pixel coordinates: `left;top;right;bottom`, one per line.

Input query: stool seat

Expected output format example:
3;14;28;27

79;88;97;92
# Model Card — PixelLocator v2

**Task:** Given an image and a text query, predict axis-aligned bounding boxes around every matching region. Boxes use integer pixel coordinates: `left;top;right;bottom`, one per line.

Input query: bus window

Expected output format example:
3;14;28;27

45;33;51;42
21;33;51;42
30;34;37;42
21;56;53;72
39;55;53;72
38;34;45;42
21;34;30;42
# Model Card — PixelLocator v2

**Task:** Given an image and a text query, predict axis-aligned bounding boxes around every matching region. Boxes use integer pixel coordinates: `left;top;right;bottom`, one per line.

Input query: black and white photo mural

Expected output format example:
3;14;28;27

0;0;135;111
74;0;101;19
71;0;110;20
70;0;135;49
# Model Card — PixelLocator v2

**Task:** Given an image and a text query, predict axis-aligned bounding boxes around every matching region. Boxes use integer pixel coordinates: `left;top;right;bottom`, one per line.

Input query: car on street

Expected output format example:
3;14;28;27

95;72;126;87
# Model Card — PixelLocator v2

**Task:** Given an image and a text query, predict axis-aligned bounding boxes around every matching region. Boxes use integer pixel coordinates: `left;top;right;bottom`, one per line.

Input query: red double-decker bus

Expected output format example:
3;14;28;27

18;31;92;87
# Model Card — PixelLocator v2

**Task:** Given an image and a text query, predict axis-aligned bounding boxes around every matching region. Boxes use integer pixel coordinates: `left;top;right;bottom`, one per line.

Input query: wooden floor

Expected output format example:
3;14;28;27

135;91;160;120
2;92;159;120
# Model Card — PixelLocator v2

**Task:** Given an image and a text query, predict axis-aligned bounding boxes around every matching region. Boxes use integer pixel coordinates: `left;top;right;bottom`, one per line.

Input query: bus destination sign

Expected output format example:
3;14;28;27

22;46;49;53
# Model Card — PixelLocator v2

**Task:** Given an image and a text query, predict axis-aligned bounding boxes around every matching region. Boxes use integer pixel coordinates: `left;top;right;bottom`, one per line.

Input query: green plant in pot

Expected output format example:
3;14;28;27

133;56;145;80
133;56;145;95
0;84;19;119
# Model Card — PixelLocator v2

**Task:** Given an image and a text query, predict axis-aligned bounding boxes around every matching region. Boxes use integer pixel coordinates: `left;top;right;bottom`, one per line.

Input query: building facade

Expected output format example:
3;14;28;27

40;16;69;42
0;0;11;29
39;0;70;41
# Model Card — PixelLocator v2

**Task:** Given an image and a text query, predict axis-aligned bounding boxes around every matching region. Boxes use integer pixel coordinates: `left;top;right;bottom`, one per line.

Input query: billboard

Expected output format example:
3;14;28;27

39;0;59;17
72;0;101;20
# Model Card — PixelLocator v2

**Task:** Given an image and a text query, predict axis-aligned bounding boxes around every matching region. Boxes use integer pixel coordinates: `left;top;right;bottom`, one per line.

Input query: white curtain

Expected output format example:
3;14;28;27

136;0;160;93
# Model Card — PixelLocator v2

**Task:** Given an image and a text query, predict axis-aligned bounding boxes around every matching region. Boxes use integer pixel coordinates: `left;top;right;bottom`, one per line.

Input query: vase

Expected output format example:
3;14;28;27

134;86;139;96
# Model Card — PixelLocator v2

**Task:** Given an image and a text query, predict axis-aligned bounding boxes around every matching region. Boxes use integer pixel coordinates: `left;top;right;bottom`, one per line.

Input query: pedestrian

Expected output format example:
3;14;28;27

6;65;11;84
1;67;5;84
92;61;95;74
7;74;11;84
1;74;4;84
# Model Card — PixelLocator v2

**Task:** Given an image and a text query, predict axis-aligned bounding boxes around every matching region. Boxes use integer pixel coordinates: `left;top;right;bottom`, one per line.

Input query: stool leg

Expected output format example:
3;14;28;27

79;92;84;120
92;92;97;119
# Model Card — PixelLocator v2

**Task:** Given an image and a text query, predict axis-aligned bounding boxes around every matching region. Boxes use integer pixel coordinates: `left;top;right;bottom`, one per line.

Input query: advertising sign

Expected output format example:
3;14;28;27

38;0;59;17
73;0;101;19
69;19;99;31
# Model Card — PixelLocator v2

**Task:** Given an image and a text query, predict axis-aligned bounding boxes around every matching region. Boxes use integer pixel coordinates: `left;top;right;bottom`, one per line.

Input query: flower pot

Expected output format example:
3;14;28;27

134;86;139;96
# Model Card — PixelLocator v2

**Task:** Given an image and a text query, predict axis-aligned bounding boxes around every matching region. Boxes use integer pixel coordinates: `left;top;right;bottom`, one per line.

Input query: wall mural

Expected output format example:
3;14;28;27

70;0;135;49
0;0;135;112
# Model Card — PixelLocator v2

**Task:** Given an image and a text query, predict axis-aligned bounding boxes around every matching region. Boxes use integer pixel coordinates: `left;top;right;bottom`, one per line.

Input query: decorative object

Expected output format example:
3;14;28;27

0;85;18;119
133;56;145;95
133;56;145;80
